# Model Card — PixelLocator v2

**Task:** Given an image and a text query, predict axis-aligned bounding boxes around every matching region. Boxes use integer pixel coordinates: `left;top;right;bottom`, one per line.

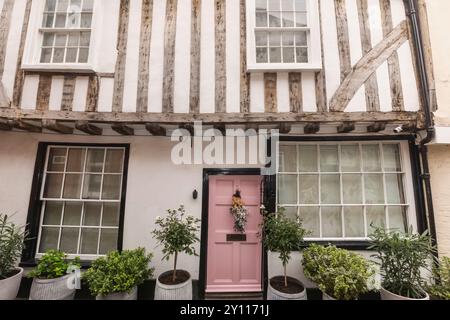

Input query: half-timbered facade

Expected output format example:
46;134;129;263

0;0;436;298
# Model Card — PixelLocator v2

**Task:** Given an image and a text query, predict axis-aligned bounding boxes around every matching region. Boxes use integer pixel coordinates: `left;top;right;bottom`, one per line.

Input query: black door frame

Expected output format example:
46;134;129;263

198;168;269;299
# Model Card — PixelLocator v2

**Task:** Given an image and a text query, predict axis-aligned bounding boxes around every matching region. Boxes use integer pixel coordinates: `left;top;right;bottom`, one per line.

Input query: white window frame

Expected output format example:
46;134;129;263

246;0;322;72
276;141;418;241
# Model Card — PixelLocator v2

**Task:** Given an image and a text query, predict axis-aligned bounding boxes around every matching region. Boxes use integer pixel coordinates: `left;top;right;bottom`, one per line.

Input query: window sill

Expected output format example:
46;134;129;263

20;259;93;269
21;63;96;74
300;240;373;251
247;63;322;73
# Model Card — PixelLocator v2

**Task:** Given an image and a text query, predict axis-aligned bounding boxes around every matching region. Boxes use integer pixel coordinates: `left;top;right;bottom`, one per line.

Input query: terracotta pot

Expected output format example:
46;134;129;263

0;268;23;300
29;274;76;300
267;277;307;300
154;271;192;300
96;286;138;300
380;286;430;300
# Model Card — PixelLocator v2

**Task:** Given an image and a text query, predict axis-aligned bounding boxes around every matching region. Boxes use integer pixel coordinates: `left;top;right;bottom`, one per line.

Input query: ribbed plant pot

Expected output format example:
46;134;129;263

322;292;337;300
267;276;307;300
0;268;23;300
154;270;192;300
380;287;430;301
96;286;138;300
29;274;76;300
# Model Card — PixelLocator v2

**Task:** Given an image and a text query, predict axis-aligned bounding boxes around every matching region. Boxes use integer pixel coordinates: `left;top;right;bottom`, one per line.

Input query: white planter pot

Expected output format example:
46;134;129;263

96;286;138;300
267;277;307;300
380;287;430;301
322;292;337;300
29;274;76;300
154;271;192;300
0;268;24;300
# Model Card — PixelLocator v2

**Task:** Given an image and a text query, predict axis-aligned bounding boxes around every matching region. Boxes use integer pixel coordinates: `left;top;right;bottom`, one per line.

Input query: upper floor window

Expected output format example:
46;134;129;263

247;0;322;71
40;0;93;64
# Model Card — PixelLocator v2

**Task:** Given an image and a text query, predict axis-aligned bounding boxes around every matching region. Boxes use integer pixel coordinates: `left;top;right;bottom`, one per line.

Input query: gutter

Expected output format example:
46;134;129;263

403;0;438;251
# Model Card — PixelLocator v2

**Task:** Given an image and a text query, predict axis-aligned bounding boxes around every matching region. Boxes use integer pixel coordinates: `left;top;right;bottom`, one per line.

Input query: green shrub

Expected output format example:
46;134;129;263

83;248;154;296
29;250;80;279
0;214;28;279
427;257;450;300
302;244;375;300
369;227;435;299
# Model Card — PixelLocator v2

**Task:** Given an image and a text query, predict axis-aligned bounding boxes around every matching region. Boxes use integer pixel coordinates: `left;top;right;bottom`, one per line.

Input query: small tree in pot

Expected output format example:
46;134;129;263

152;205;200;300
260;208;308;300
0;214;28;300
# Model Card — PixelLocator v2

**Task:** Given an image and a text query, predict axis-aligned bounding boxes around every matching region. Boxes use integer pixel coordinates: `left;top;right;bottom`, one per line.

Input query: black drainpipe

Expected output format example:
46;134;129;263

403;0;438;251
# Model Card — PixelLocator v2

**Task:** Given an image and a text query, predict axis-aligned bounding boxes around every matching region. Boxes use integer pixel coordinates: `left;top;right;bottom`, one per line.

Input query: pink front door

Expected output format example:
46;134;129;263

206;175;263;293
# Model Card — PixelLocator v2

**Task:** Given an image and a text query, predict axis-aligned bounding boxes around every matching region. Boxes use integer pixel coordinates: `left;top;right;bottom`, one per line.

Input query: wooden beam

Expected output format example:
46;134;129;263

264;73;277;112
279;123;292;134
0;119;12;131
337;122;356;133
367;122;387;133
315;0;327;112
36;75;52;111
289;73;302;113
214;124;226;136
215;0;226;113
61;75;76;111
42;120;74;134
11;120;42;133
137;0;153;113
75;121;103;135
190;0;201;114
162;0;178;113
239;0;250;113
85;75;99;112
334;0;351;81
145;123;167;136
0;0;14;77
112;123;134;136
329;21;408;112
304;123;320;134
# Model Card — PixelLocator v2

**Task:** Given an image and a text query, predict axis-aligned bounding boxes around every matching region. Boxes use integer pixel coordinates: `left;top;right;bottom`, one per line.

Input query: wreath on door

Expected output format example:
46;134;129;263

230;190;248;233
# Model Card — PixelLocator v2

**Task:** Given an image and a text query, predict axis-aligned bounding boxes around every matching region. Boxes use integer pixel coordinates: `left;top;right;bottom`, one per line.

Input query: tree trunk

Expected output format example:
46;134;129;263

172;252;178;282
284;263;287;287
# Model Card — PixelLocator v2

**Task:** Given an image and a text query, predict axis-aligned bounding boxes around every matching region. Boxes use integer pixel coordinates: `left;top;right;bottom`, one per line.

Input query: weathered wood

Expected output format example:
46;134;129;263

304;123;321;134
61;75;76;111
334;0;351;82
42;119;74;134
357;0;380;112
75;121;103;135
112;123;134;136
264;73;277;113
0;119;12;130
162;0;177;113
112;0;130;113
145;123;167;136
0;0;14;77
12;0;32;107
315;0;327;112
85;75;99;112
329;21;408;112
240;0;250;113
0;82;9;107
288;73;302;113
279;123;292;134
214;124;226;136
137;0;153;113
380;0;404;111
337;122;356;133
11;120;42;133
367;122;386;133
189;0;201;114
215;0;226;113
36;75;52;111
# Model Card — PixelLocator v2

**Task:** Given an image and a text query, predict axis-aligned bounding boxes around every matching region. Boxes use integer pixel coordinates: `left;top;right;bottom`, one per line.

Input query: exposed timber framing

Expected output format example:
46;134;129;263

112;123;135;136
334;0;351;81
279;123;292;134
190;0;201;114
42;120;74;134
240;0;250;113
367;122;387;133
145;123;167;136
61;75;76;111
329;21;408;112
137;0;153;113
315;0;327;112
162;0;177;113
75;121;103;135
304;123;321;134
0;119;12;130
337;122;356;133
215;0;226;113
36;75;52;111
264;73;277;113
288;73;302;113
85;75;99;112
0;0;14;77
11;120;42;133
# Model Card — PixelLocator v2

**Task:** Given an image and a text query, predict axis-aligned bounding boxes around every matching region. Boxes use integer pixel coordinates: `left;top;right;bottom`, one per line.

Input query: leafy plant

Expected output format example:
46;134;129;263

302;244;375;300
29;250;80;279
0;214;28;279
83;248;154;296
427;257;450;300
259;208;308;287
369;227;436;299
152;205;201;283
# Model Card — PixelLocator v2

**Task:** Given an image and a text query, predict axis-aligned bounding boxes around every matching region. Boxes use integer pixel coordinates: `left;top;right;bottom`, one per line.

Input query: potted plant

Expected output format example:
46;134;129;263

302;244;375;300
427;257;450;300
260;209;308;300
83;248;154;300
29;250;80;300
152;205;200;300
0;214;28;300
369;227;435;300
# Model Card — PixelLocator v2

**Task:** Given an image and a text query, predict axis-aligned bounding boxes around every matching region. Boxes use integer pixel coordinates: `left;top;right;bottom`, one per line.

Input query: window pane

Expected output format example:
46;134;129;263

320;145;339;172
70;0;82;11
55;34;67;46
299;145;317;172
43;173;63;198
299;175;318;204
63;174;82;198
80;228;99;254
78;48;89;63
86;149;105;172
322;207;342;238
362;145;381;172
83;0;94;11
39;227;59;253
43;202;63;225
383;144;401;172
341;145;360;172
80;32;91;46
41;48;52;63
47;148;67;171
255;31;267;46
299;207;320;237
45;0;57;12
80;13;92;28
295;0;306;11
269;32;281;46
279;145;297;172
82;174;102;199
83;202;102;226
43;33;55;47
282;0;294;11
99;229;118;255
367;206;386;231
105;149;124;173
63;202;82;225
102;203;120;227
269;47;281;63
321;174;340;204
43;13;55;27
278;175;297;204
343;174;362;204
281;206;298;221
60;227;79;253
295;31;307;46
295;12;307;27
55;13;67;27
282;32;294;46
296;47;308;63
344;206;364;237
256;48;268;63
68;33;79;46
388;206;407;232
53;48;65;63
66;48;77;62
283;47;295;63
102;175;122;200
269;12;281;27
386;174;405;204
282;12;294;27
57;0;69;11
269;0;280;10
66;148;85;172
256;11;268;27
256;0;268;10
67;12;80;27
364;174;384;204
